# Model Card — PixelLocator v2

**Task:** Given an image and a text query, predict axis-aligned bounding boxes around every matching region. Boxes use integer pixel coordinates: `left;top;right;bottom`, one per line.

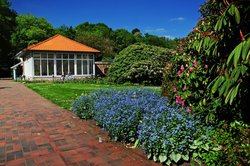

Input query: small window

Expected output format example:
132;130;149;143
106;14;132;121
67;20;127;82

34;60;40;76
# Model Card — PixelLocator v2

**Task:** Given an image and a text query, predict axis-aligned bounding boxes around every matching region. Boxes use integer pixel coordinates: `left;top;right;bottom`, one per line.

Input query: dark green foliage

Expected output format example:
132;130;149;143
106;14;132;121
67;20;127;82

54;25;76;39
197;121;250;165
109;43;174;85
75;22;114;60
162;0;250;122
11;14;54;50
72;95;95;119
0;0;16;77
144;33;177;49
111;29;136;53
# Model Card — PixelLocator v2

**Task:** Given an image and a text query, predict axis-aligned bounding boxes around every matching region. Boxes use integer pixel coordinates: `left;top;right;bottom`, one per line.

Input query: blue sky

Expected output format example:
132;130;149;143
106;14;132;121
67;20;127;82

10;0;205;38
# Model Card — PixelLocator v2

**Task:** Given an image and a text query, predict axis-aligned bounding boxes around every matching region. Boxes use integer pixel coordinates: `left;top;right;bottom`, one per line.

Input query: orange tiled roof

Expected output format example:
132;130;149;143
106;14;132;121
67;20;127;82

24;34;100;53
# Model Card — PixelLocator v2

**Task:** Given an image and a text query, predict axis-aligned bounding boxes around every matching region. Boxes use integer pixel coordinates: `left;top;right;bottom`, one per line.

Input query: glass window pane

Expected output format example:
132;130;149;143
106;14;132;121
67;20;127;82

63;60;68;75
41;60;47;76
69;54;74;59
56;54;62;59
69;60;74;75
88;54;93;59
63;54;68;59
48;60;54;75
34;60;40;76
33;53;40;59
48;54;54;59
77;60;82;75
82;54;87;59
41;53;47;59
89;60;93;74
57;60;62;75
76;54;82;59
83;60;87;74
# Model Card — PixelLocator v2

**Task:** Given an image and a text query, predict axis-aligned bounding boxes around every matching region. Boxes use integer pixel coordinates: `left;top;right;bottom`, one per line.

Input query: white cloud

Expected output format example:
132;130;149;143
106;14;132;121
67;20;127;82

144;28;167;33
170;17;185;22
164;35;175;39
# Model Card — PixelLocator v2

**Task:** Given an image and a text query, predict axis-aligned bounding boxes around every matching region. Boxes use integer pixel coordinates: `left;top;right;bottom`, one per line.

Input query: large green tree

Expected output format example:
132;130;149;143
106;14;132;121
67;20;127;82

54;25;76;39
0;0;16;77
11;14;54;51
75;22;114;60
111;29;136;53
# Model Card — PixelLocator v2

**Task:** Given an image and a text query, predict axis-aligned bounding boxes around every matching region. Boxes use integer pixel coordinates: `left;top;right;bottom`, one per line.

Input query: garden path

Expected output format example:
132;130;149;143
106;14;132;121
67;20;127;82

0;80;159;166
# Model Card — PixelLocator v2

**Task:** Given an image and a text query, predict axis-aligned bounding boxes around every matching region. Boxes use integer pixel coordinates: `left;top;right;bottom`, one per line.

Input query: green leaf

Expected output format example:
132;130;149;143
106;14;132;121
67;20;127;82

182;154;189;161
153;155;158;162
193;152;199;158
170;153;181;163
166;160;171;166
212;76;224;93
147;153;152;159
228;4;235;16
202;143;209;151
159;155;167;163
242;38;250;60
225;88;234;104
235;6;240;24
227;42;243;66
190;145;197;149
131;139;139;148
229;83;240;105
234;43;243;67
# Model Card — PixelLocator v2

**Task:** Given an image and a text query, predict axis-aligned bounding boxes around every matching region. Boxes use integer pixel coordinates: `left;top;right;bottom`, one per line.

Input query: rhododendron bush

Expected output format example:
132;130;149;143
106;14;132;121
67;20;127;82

163;0;250;122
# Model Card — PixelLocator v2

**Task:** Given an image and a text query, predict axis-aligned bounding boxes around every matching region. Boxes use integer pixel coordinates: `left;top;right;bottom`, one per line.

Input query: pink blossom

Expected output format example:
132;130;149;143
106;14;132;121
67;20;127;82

187;108;191;113
180;65;185;71
173;87;177;93
181;101;185;107
177;70;182;76
175;95;182;104
189;67;194;72
205;64;208;69
183;85;187;91
194;59;198;68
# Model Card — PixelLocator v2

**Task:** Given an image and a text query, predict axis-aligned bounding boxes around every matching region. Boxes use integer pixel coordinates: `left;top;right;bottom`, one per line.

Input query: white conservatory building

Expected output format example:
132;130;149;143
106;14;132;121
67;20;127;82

12;34;100;80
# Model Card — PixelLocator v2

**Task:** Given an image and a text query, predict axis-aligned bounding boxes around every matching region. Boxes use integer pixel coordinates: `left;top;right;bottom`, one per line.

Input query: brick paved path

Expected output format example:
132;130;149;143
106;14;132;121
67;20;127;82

0;80;159;166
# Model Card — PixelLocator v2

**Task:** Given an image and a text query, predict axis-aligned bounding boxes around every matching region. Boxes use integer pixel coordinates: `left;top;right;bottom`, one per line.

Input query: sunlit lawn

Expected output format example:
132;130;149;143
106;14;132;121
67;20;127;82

26;83;161;110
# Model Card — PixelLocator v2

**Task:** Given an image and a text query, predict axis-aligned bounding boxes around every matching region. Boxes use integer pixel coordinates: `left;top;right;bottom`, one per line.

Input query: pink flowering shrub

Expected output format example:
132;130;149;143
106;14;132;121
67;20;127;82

163;0;249;122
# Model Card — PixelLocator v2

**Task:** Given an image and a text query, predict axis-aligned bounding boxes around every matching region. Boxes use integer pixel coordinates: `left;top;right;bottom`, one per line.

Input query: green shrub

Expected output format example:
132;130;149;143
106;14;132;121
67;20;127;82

197;121;250;166
72;95;95;119
109;43;174;85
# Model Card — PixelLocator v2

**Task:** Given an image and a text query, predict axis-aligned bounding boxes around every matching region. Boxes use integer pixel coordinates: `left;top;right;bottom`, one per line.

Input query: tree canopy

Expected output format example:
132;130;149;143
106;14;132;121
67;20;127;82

0;0;16;77
11;14;54;51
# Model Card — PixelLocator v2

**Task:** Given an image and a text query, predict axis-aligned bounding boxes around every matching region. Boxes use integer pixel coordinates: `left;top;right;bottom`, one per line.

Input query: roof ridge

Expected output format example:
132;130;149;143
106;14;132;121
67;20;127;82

59;35;99;52
24;34;61;51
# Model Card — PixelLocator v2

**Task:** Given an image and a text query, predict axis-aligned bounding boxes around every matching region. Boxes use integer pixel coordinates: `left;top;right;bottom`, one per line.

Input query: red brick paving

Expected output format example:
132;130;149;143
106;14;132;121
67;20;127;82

0;80;160;166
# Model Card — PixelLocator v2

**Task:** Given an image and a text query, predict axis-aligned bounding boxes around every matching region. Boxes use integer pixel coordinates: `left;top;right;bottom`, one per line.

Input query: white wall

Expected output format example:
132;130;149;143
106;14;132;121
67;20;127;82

23;53;34;79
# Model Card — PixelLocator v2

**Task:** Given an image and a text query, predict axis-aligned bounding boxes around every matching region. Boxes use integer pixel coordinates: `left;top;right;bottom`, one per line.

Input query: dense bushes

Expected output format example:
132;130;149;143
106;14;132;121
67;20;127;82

162;0;250;122
72;88;218;165
109;43;174;85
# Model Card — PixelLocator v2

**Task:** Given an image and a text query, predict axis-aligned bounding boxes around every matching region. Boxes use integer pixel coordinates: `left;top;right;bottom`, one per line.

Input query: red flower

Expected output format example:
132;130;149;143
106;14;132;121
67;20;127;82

187;108;191;113
173;87;177;93
205;64;208;69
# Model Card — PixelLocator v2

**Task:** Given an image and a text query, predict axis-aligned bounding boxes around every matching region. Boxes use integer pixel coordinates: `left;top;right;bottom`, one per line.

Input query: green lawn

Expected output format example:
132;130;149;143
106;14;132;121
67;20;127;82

26;83;161;110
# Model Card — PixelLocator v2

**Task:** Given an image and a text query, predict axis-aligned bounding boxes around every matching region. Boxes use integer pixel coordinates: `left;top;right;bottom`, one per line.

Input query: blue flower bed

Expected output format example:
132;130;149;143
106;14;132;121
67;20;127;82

72;88;214;165
92;89;167;142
